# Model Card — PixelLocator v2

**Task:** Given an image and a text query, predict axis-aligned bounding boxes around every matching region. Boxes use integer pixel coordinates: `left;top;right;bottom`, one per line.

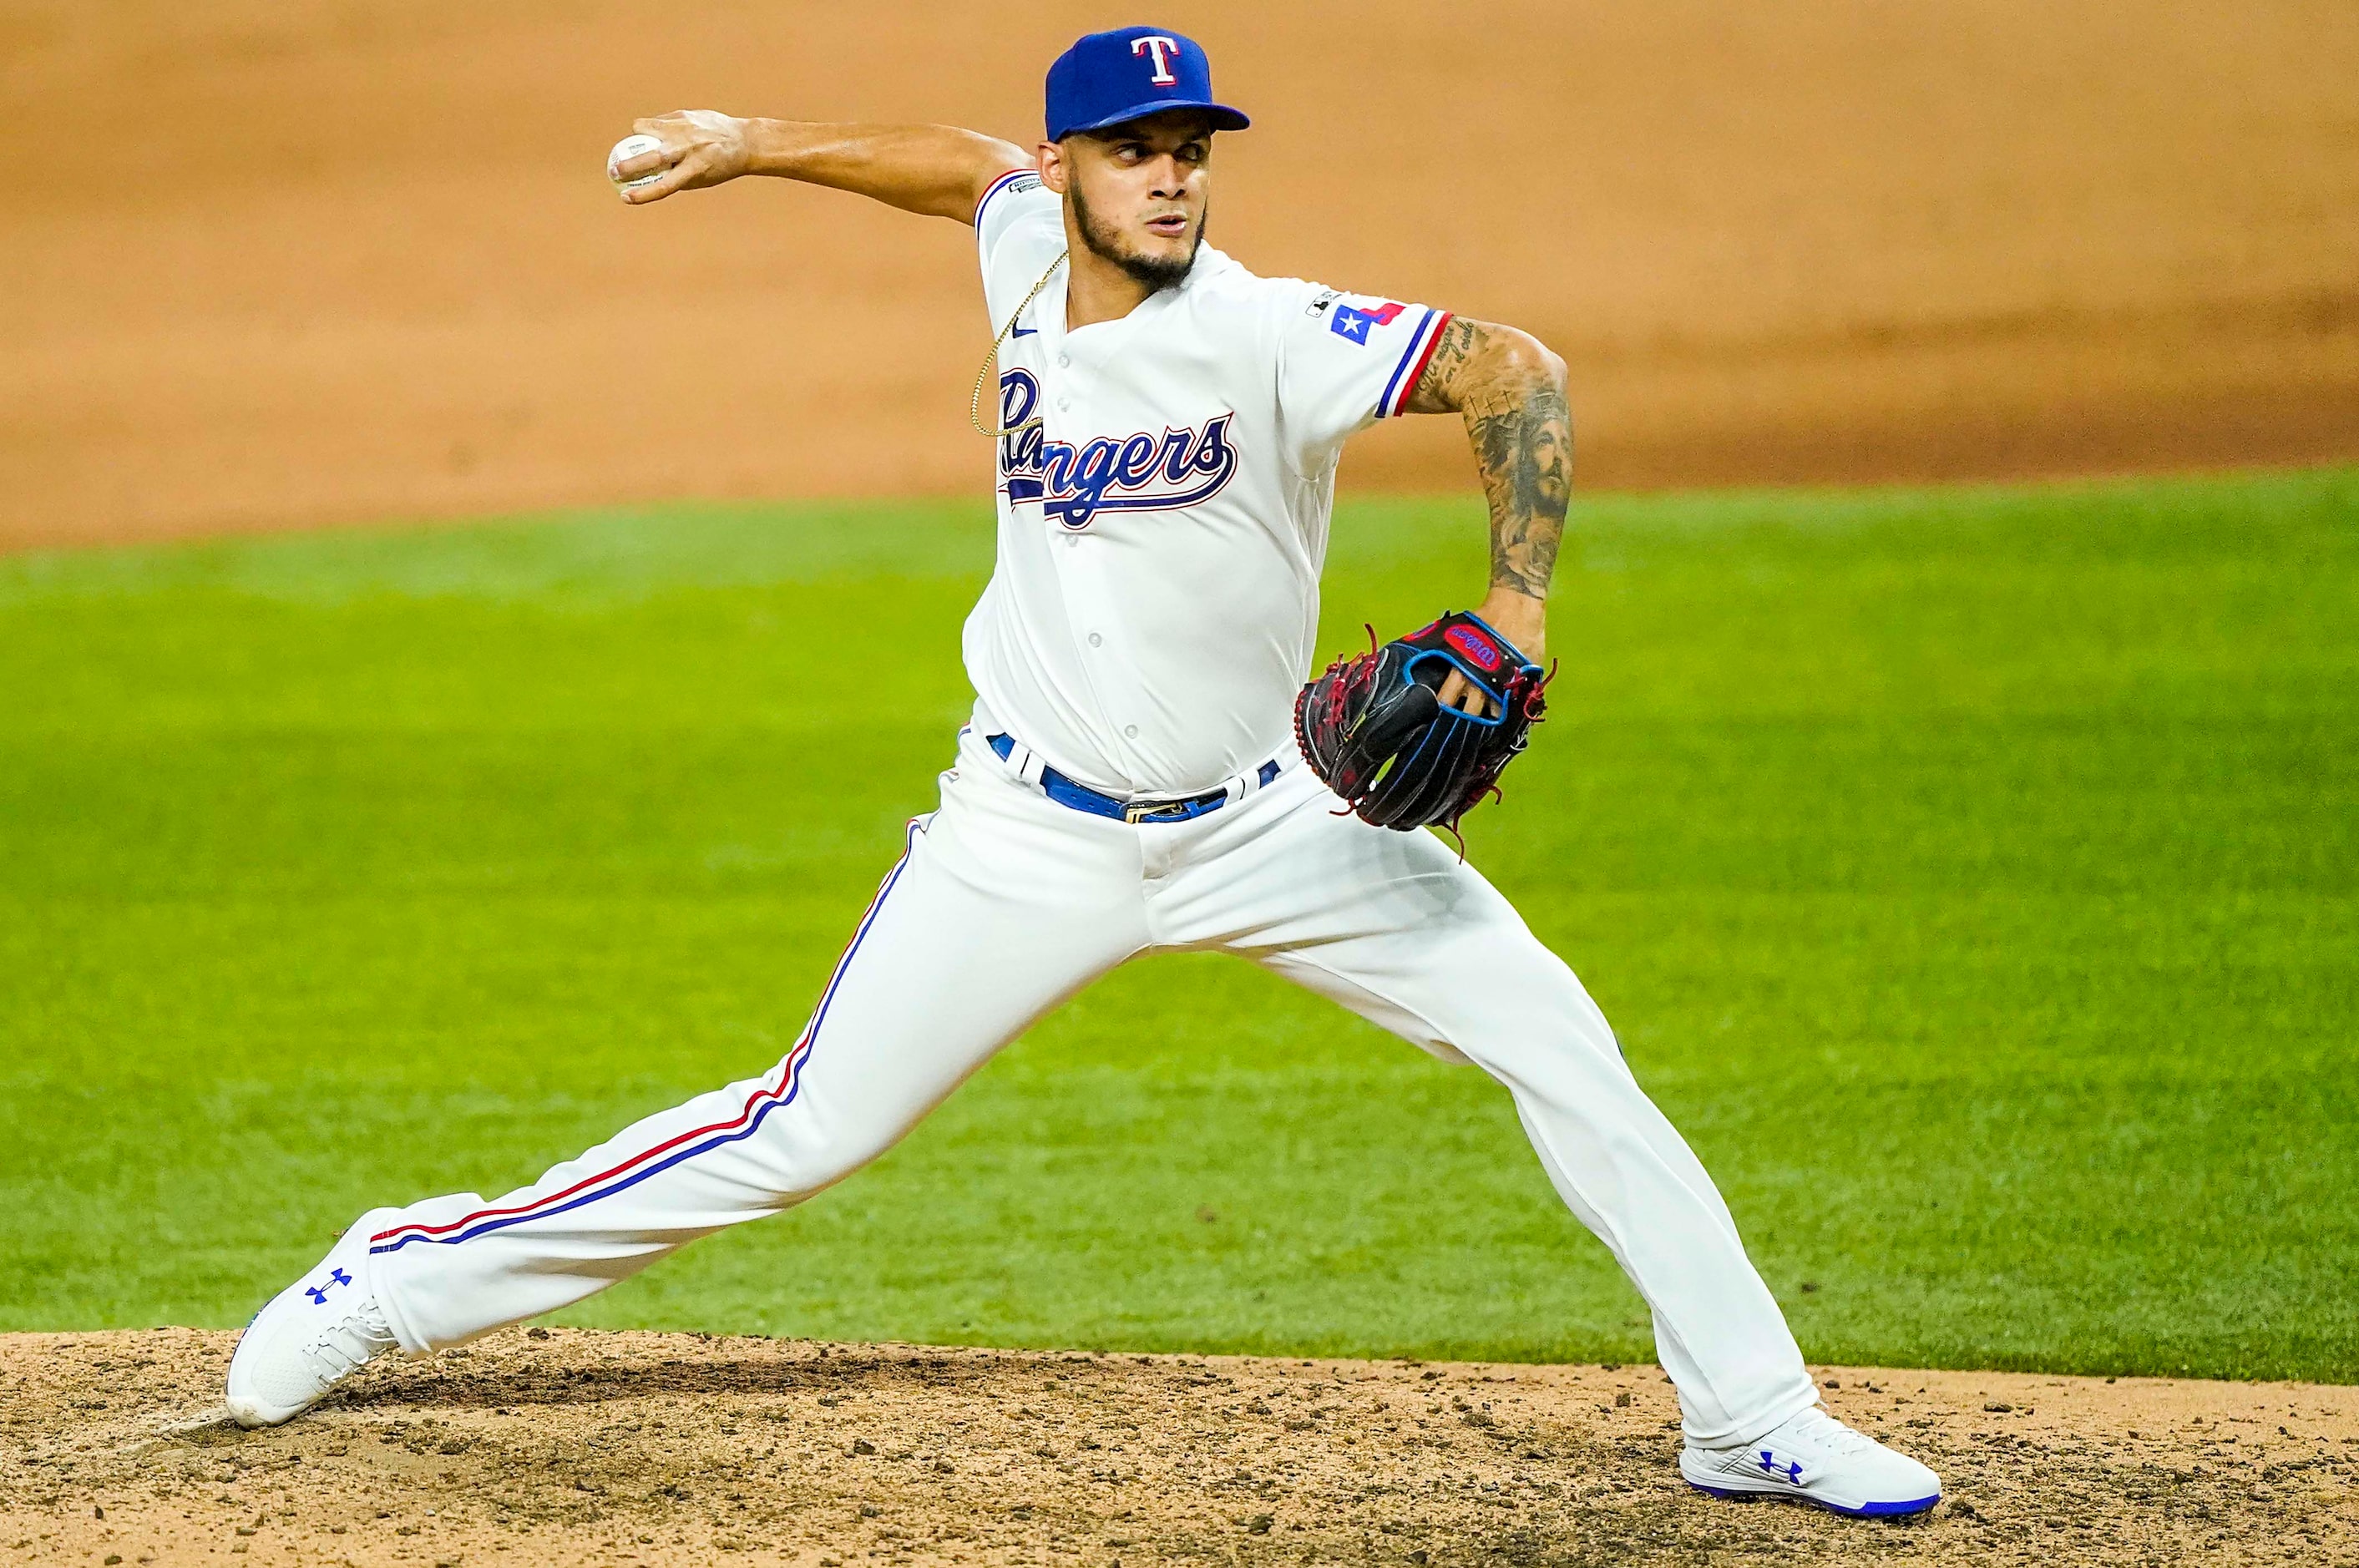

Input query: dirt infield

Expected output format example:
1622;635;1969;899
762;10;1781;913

6;1331;2356;1566
5;0;2357;549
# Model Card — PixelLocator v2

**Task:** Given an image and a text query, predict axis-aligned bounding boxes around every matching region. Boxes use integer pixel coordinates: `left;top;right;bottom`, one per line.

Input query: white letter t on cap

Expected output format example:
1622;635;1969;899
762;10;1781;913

1131;35;1181;84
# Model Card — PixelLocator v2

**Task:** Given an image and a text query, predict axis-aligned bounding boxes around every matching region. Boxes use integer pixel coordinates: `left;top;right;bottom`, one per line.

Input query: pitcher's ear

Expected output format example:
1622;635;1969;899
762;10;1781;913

1037;141;1068;195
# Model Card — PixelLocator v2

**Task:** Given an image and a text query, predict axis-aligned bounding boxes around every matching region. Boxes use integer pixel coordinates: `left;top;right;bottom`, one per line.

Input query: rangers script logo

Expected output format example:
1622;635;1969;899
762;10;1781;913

996;368;1239;530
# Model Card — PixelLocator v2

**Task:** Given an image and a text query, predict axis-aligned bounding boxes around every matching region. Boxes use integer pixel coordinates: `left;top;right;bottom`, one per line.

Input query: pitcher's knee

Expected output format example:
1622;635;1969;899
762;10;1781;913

731;1093;931;1204
1443;994;1639;1100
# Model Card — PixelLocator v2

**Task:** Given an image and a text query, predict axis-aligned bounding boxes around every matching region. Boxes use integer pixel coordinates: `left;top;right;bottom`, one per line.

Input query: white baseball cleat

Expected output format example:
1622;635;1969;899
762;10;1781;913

1681;1404;1941;1518
225;1208;402;1428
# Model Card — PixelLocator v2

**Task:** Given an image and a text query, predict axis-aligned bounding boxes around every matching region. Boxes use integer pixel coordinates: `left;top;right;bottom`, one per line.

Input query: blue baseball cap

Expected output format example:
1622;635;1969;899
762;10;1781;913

1045;26;1250;142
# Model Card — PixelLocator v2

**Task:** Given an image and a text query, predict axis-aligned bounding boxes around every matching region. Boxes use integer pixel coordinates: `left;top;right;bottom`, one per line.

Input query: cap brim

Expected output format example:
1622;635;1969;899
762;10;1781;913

1061;100;1251;139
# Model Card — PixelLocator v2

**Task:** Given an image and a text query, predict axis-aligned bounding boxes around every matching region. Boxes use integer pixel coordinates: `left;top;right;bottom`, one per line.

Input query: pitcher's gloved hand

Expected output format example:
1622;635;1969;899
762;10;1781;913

1293;610;1550;832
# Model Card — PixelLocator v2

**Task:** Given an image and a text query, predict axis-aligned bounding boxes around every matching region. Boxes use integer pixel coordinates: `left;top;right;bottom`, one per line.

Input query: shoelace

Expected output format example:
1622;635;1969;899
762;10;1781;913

1780;1405;1877;1457
299;1300;396;1384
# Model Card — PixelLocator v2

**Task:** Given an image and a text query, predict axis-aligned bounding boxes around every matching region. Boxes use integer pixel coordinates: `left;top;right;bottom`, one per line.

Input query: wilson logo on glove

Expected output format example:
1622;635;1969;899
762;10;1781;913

1441;622;1504;671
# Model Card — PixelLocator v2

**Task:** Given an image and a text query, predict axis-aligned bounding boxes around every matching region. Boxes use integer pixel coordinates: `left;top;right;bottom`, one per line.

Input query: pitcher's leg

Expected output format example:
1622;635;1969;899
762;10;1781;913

367;758;1147;1353
1164;775;1815;1446
1264;928;1815;1445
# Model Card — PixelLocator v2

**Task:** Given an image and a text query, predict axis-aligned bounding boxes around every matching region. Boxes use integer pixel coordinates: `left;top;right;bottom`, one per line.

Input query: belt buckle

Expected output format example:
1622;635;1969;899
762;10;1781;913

1123;799;1157;825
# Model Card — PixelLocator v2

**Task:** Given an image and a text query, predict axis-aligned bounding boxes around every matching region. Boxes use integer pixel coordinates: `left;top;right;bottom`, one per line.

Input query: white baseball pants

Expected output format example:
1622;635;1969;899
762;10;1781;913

367;727;1818;1446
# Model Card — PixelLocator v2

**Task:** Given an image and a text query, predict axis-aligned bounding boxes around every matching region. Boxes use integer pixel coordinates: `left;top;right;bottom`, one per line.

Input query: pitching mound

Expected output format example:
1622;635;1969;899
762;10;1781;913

5;1330;2355;1566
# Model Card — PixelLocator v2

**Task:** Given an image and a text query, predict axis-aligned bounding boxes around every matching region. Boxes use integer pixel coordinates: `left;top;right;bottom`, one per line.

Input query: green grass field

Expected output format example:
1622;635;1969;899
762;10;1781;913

3;469;2353;1383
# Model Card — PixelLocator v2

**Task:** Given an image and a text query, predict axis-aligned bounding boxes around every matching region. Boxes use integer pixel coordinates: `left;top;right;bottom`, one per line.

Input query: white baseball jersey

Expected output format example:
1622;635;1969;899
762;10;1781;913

966;168;1453;798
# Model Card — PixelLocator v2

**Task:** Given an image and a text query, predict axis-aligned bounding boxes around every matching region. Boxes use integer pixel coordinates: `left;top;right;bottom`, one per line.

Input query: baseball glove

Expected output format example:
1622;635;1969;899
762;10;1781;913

1293;610;1550;832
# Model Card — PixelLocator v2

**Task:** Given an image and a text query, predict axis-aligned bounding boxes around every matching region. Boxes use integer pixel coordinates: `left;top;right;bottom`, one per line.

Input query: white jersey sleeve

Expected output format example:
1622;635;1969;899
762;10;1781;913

1273;285;1454;472
974;168;1064;315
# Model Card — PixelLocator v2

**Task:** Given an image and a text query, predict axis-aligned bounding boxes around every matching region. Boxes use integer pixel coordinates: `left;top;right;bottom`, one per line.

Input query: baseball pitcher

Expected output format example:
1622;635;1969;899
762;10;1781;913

226;25;1940;1518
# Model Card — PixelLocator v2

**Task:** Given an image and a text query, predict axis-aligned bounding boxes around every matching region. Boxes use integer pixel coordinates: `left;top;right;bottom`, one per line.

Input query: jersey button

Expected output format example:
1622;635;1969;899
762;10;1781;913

1056;397;1071;412
1057;353;1071;368
1124;726;1139;739
1088;633;1103;647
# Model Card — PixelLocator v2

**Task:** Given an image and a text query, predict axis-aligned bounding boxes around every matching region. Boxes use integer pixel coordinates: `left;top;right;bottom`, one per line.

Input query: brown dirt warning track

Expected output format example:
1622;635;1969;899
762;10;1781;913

7;1330;2359;1567
4;0;2359;549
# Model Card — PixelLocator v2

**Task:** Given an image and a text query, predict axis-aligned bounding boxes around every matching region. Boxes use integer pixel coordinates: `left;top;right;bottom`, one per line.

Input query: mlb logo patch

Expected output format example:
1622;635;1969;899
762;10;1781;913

1329;300;1406;345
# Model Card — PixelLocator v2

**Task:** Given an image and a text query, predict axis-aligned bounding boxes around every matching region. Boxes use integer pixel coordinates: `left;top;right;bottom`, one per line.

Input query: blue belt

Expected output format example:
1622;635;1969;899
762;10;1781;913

988;733;1280;825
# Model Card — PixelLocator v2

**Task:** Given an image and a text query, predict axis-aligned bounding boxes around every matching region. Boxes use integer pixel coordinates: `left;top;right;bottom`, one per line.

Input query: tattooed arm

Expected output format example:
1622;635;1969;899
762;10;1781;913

1405;316;1572;711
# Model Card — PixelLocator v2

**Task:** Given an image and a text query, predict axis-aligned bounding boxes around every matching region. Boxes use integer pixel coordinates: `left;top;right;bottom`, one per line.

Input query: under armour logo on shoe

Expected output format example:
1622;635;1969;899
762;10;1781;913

1757;1449;1804;1484
304;1267;354;1305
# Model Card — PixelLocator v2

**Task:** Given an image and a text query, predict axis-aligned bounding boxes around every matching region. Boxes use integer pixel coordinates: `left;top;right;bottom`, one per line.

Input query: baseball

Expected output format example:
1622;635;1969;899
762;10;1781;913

607;134;666;192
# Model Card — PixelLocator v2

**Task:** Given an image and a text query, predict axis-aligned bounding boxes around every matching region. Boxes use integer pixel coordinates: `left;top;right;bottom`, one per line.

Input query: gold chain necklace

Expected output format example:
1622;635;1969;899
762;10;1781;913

968;252;1069;438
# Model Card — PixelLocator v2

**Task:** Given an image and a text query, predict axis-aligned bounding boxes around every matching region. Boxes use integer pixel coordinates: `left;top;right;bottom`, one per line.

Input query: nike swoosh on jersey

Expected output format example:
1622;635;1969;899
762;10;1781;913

1011;323;1038;337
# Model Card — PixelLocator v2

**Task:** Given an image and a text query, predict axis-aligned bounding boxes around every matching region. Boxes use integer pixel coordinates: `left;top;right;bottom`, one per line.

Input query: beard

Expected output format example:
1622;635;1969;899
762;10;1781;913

1070;178;1205;291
